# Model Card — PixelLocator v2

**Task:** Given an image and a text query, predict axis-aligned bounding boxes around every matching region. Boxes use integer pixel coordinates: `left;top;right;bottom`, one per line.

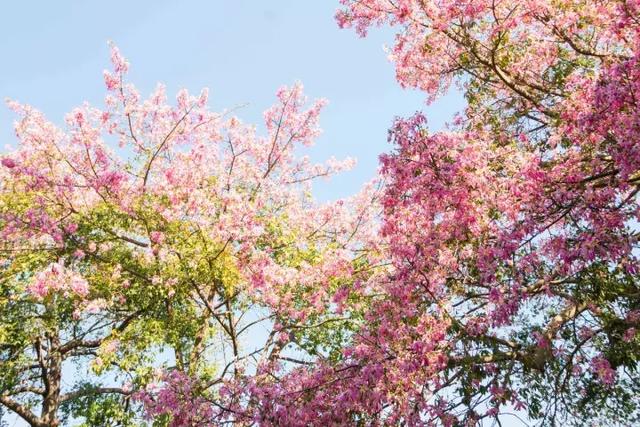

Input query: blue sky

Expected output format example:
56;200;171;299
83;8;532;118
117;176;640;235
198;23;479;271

0;0;463;201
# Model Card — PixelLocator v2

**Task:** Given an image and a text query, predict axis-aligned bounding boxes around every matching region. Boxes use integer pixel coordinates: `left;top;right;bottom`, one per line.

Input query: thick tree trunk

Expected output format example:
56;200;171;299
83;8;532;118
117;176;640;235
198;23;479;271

40;334;62;427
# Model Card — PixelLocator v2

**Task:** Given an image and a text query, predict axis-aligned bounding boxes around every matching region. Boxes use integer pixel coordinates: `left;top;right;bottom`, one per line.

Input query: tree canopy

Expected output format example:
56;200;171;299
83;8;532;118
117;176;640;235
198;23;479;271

2;1;640;426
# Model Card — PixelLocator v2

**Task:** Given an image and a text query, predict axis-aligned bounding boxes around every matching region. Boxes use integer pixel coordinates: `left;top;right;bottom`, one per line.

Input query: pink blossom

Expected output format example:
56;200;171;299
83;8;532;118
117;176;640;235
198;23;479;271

149;231;165;245
26;262;89;300
1;157;16;168
591;356;616;387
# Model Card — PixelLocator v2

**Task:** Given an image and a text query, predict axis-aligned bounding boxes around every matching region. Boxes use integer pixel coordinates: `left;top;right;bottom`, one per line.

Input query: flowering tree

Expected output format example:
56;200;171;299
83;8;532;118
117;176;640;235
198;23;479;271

284;0;640;425
4;1;640;425
198;0;640;425
0;46;380;426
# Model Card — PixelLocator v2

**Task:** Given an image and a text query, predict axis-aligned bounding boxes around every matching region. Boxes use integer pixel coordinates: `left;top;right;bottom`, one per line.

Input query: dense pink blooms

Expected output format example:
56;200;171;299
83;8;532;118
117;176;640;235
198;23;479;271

135;371;217;427
26;261;89;300
328;0;640;423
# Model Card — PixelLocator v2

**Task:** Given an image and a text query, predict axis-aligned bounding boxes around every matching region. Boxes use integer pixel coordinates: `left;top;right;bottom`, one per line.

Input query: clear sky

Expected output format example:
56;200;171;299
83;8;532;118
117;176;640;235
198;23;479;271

0;0;463;202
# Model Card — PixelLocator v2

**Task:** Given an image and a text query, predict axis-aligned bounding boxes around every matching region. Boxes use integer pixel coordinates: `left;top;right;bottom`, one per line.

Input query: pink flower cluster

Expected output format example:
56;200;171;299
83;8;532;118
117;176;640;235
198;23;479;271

26;261;89;300
590;356;616;387
134;371;218;427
